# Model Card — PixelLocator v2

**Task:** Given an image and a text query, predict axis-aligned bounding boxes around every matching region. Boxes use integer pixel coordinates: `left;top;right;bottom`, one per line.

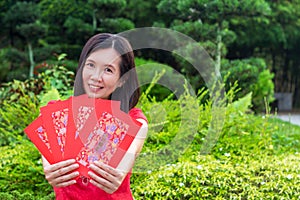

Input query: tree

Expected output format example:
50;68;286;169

124;0;162;27
17;21;47;78
87;0;134;33
158;0;271;72
227;0;300;107
4;1;47;78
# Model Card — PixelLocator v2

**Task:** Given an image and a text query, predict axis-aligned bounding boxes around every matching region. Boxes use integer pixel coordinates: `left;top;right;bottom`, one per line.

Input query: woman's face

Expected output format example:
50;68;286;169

82;48;122;99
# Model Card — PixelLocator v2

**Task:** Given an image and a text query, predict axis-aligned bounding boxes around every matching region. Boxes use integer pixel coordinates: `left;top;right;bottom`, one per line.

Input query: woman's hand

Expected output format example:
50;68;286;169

43;158;80;188
88;161;127;194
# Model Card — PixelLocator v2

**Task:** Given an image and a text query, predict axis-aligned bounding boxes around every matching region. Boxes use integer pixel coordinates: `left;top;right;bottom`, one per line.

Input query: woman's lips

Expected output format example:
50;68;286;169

89;84;104;92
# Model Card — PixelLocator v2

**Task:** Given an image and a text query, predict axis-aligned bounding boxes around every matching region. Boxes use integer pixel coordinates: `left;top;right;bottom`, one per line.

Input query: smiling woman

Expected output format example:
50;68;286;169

41;33;148;200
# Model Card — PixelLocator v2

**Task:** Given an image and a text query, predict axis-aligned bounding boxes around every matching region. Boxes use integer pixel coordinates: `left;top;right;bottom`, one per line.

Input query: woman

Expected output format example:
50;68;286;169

42;33;148;199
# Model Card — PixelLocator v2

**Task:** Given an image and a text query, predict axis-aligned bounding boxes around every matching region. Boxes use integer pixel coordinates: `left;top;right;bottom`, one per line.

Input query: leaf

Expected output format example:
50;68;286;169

231;92;252;113
39;88;61;107
57;53;67;61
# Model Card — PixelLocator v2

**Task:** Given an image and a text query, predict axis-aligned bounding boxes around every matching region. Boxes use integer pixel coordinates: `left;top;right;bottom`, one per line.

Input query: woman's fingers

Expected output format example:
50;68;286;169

88;171;115;193
88;161;126;194
53;171;79;188
43;159;79;188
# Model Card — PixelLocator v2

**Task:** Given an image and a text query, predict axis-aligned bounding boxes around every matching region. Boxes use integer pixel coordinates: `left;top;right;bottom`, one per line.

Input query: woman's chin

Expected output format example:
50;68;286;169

86;92;108;100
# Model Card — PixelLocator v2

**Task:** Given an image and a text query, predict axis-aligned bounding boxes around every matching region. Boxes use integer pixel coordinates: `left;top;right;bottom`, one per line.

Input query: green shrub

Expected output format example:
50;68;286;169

0;141;52;196
131;154;300;199
37;64;74;99
221;58;274;113
99;18;135;33
136;57;187;101
270;118;300;154
0;63;74;105
0;95;39;146
0;190;54;200
0;47;28;82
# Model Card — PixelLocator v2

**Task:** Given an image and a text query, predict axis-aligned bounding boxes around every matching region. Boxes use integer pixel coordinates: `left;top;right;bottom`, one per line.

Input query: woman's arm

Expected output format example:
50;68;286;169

42;156;80;188
88;118;148;194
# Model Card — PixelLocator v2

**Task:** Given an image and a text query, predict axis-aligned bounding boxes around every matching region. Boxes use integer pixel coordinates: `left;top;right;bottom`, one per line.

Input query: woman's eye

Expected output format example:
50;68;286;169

86;63;95;68
105;67;113;73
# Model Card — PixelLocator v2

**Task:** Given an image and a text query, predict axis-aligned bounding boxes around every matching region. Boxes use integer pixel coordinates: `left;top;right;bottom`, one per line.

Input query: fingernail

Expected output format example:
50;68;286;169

89;164;94;168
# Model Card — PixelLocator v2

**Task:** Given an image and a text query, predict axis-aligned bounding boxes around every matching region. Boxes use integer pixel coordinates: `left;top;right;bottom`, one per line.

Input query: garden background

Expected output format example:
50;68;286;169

0;0;300;199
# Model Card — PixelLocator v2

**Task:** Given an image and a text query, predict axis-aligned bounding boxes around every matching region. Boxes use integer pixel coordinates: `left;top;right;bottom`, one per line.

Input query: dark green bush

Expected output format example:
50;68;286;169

0;47;28;82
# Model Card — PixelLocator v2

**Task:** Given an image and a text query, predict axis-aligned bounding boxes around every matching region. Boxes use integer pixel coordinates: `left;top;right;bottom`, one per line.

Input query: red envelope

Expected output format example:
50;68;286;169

75;100;142;177
64;95;96;160
24;116;54;164
40;99;69;162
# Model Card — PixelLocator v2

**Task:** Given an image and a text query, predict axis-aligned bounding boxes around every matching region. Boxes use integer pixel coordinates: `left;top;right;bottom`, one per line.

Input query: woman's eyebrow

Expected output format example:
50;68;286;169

85;59;96;63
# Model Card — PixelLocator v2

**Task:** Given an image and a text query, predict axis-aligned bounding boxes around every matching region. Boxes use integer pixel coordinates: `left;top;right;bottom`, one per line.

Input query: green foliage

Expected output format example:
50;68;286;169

0;47;28;82
221;58;274;112
99;18;135;33
63;17;94;36
136;57;188;101
132;154;300;199
3;1;40;26
0;95;39;147
270;118;300;153
0;191;54;200
37;64;74;99
0;67;299;199
0;141;53;197
39;88;61;107
0;62;73;105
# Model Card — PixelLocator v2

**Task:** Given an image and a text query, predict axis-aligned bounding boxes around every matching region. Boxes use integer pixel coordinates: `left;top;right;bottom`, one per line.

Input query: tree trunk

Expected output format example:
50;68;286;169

215;22;222;77
28;42;35;78
92;9;97;32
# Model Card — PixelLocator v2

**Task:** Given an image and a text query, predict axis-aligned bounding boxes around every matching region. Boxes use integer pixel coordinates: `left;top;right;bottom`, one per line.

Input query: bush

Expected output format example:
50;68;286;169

0;141;52;196
0;95;39;147
0;191;54;200
221;57;274;113
131;153;300;199
136;57;189;101
0;63;73;105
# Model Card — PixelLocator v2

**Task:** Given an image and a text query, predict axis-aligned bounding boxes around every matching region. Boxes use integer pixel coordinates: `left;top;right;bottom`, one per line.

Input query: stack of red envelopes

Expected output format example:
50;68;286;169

24;94;142;177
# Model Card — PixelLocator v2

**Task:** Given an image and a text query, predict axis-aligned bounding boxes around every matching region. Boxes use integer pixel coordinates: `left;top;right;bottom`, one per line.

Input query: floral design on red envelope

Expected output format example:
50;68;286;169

51;108;69;156
36;125;51;152
75;106;94;139
76;112;129;168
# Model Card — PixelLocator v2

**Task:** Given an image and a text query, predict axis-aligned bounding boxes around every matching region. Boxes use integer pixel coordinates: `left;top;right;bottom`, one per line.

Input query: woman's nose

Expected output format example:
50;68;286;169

91;68;104;81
